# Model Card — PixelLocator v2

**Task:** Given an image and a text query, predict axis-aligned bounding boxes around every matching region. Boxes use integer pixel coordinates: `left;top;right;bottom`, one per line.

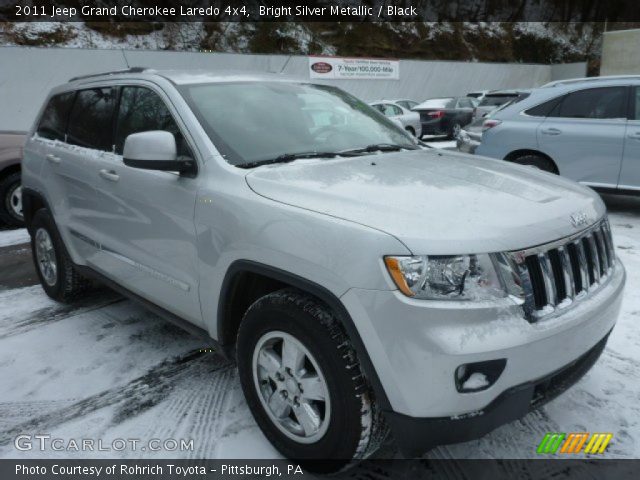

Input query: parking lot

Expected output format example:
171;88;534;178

0;190;638;462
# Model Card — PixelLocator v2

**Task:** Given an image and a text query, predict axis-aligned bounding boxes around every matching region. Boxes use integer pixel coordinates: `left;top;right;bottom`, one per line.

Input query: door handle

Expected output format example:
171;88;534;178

541;128;562;136
46;154;61;164
628;131;640;140
99;169;119;182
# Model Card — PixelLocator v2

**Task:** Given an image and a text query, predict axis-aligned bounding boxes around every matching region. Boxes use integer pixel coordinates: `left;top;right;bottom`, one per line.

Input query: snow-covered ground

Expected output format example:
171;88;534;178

0;194;638;461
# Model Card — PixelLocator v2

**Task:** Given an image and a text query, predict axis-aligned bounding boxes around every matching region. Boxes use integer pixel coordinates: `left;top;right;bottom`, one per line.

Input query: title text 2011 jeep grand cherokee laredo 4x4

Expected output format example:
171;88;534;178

21;69;625;468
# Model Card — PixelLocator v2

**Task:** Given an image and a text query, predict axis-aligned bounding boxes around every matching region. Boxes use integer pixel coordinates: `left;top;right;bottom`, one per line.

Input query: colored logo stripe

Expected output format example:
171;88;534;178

538;432;613;454
584;433;613;454
537;433;566;453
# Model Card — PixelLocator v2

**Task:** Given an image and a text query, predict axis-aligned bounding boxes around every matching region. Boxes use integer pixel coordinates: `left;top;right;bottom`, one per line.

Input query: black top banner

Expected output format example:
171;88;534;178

1;0;640;22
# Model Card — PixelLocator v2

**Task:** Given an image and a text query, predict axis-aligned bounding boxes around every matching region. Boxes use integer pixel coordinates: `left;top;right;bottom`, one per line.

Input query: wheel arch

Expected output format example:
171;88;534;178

504;149;559;174
20;187;50;234
217;259;392;410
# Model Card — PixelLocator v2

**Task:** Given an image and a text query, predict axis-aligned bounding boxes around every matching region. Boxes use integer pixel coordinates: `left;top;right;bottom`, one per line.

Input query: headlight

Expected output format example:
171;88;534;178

384;254;506;300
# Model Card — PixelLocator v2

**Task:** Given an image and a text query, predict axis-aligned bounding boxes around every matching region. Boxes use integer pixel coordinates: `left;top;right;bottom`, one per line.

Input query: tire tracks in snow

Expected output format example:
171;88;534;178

0;350;233;447
0;288;123;340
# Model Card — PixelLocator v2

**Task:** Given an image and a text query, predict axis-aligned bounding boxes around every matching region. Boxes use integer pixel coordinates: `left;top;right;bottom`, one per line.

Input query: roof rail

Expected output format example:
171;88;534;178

68;67;151;83
542;75;640;88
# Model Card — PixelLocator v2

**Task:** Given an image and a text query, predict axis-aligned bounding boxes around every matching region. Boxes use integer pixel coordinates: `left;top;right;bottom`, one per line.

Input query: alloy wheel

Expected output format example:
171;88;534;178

35;228;57;286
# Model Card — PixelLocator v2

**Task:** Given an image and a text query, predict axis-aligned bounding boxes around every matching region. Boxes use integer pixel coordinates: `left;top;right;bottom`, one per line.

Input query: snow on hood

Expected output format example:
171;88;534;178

245;149;605;254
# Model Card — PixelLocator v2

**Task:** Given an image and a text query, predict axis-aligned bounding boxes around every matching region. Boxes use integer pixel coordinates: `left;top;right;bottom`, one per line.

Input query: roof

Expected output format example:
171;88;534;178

68;67;308;86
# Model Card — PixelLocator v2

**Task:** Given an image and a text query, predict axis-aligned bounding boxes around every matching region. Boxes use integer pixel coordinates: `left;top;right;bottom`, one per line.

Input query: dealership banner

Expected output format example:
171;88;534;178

308;56;399;80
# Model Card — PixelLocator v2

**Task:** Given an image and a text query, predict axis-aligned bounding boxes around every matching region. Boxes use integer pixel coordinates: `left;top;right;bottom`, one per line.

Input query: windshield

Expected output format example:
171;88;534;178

178;82;417;167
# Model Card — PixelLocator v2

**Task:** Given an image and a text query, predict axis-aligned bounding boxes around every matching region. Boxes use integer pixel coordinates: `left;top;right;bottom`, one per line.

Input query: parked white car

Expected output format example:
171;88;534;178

369;100;422;137
22;69;625;469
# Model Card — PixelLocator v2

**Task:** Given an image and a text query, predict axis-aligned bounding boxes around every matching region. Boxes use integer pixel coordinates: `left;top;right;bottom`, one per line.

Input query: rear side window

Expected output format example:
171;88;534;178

550;87;627;119
524;96;563;117
634;87;640;120
36;92;75;141
67;88;116;150
114;86;193;159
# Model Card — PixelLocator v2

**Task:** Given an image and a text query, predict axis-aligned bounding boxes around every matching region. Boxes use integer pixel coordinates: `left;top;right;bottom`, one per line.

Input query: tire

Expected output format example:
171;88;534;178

237;289;388;471
511;154;557;174
448;122;461;140
0;171;24;227
30;208;91;302
405;126;416;137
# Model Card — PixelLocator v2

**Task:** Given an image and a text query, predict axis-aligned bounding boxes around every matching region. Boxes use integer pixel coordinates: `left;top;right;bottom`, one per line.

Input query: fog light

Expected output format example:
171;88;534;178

455;359;506;393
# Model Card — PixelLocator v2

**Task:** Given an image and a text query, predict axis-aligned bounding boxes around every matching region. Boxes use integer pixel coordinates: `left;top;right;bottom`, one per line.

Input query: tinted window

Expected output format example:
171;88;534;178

67;88;116;150
634;87;640;120
524;96;563;117
479;94;518;107
115;86;193;159
458;98;473;108
36;92;75;141
551;87;627;119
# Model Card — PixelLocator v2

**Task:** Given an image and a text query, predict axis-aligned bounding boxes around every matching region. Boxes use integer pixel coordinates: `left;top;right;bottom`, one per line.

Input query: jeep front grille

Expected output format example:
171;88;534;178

502;218;615;321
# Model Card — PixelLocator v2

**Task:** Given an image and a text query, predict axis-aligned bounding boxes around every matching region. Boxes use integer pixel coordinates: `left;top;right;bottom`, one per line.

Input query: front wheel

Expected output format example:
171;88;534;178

237;289;388;471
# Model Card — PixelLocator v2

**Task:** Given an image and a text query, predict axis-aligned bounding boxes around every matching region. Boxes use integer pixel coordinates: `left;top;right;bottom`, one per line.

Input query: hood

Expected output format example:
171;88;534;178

245;149;605;254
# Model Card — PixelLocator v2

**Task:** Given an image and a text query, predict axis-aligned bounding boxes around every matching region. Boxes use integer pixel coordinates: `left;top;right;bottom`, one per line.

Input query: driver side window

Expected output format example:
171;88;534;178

115;86;194;159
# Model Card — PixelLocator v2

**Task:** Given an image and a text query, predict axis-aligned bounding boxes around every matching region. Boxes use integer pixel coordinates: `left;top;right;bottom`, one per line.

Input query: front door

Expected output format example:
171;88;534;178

88;85;202;325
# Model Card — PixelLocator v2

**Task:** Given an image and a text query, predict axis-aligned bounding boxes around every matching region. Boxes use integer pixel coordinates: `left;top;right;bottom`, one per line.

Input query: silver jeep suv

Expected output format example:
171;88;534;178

22;69;625;467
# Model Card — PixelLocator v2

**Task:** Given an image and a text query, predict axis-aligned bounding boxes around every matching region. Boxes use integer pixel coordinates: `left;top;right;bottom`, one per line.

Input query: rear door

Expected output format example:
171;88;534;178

455;98;475;126
537;86;628;188
88;84;202;325
618;86;640;190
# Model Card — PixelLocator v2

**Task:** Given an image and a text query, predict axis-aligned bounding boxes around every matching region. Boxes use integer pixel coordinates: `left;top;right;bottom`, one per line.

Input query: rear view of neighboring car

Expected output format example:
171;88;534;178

476;77;640;192
413;97;475;138
474;90;528;119
369;100;422;137
0;131;25;226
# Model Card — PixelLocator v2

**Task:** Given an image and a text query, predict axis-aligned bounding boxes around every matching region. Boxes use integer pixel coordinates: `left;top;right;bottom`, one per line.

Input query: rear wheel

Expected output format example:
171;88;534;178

448;122;461;140
511;154;557;174
30;209;91;302
237;289;388;471
0;171;24;227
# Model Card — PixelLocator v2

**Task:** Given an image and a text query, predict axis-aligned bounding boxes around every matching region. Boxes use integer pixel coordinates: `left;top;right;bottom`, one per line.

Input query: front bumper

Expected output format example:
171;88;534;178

340;259;625;453
385;330;609;456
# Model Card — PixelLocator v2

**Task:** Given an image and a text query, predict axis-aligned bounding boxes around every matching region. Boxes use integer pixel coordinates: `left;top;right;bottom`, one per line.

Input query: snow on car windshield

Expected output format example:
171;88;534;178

179;82;416;166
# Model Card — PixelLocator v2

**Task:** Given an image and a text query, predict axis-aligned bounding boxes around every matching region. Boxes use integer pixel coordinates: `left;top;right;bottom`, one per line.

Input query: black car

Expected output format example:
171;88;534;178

413;97;475;139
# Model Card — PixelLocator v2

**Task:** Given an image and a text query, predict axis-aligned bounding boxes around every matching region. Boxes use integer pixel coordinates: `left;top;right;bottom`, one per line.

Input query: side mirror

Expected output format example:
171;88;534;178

123;131;194;174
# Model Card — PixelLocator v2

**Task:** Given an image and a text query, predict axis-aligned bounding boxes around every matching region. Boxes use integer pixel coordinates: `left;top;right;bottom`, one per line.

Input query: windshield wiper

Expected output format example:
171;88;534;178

239;151;346;169
340;143;420;155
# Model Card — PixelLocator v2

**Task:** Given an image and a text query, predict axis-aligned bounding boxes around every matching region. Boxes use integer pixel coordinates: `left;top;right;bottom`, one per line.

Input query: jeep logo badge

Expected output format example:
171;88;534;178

570;212;589;228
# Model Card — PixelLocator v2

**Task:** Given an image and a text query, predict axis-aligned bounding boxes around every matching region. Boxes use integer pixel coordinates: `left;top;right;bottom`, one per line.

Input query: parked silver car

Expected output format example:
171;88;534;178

369;99;422;137
473;90;529;119
22;69;624;467
0;131;25;226
476;76;640;193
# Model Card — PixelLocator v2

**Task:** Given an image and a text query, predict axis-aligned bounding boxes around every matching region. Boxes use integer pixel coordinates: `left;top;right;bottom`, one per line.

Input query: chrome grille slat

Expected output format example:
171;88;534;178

537;252;557;307
574;239;589;294
558;246;575;300
586;234;601;284
508;218;616;322
594;229;609;275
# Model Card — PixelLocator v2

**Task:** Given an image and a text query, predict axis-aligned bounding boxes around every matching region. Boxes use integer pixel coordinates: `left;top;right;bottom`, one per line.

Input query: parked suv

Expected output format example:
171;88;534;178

476;77;640;193
22;69;625;468
0;131;26;226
